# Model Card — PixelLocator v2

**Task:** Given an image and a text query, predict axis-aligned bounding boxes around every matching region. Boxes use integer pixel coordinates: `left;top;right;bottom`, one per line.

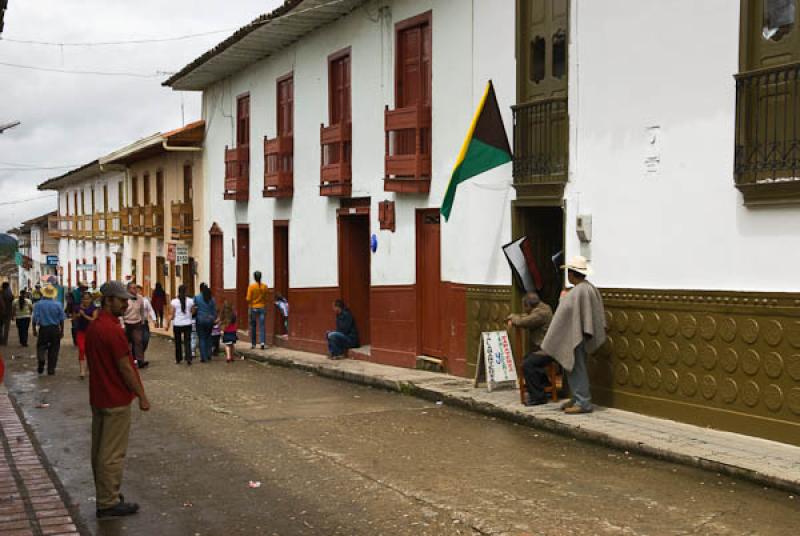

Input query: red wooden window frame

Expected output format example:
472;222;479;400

395;11;432;110
328;48;351;125
277;73;293;137
378;200;396;232
236;93;250;147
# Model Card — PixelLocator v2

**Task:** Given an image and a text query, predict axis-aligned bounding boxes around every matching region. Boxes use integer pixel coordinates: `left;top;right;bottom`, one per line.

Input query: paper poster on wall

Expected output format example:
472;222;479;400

473;330;518;392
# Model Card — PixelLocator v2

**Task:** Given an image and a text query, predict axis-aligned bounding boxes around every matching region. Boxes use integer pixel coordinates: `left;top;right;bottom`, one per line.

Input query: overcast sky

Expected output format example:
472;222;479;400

0;0;282;233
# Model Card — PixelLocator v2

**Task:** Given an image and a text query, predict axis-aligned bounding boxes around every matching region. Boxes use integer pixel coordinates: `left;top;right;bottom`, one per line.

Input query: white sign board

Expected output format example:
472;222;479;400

175;245;189;265
473;330;518;392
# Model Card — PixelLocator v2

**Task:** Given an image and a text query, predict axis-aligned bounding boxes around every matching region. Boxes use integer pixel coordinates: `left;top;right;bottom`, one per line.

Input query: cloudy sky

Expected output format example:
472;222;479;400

0;0;282;232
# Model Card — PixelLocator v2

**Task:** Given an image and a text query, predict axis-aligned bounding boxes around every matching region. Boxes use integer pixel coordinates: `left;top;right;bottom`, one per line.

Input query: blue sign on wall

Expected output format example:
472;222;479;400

46;255;59;266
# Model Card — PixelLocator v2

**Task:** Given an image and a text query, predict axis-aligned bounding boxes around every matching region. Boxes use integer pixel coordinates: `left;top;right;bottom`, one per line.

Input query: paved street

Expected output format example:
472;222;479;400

1;327;799;536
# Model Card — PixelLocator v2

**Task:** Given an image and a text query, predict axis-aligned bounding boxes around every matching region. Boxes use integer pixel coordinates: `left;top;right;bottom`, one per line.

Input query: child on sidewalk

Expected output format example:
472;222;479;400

211;318;222;356
220;302;240;363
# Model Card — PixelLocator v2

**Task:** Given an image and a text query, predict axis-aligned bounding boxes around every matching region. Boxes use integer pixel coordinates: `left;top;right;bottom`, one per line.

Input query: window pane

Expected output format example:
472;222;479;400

552;30;566;79
763;0;795;40
530;36;546;83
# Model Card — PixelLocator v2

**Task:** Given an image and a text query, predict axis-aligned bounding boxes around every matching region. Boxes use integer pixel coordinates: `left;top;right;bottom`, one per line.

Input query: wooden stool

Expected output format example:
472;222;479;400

514;330;561;404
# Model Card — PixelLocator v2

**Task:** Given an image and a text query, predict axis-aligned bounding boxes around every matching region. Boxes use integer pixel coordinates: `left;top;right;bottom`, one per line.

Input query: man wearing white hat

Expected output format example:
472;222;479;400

541;255;606;414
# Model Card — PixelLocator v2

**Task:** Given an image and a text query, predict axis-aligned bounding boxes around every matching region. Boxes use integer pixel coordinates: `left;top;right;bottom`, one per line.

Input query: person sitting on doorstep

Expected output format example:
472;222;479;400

326;299;359;360
506;291;554;406
541;256;607;415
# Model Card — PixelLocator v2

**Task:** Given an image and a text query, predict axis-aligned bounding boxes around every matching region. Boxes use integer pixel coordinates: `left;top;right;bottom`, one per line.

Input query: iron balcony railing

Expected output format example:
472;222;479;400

735;62;800;188
512;96;568;183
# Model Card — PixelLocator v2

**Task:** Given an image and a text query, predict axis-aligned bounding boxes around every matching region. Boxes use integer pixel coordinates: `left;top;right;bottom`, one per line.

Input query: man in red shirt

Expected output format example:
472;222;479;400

86;281;151;519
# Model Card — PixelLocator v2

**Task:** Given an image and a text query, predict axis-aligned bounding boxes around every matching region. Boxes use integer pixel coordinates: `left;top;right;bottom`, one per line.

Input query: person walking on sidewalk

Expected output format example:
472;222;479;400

0;281;13;346
541;256;607;415
11;290;33;347
194;283;217;363
122;283;149;369
86;281;150;519
246;271;269;350
32;285;65;375
150;282;166;328
326;299;359;359
219;301;239;362
166;285;194;365
506;291;554;406
137;285;157;355
74;291;98;379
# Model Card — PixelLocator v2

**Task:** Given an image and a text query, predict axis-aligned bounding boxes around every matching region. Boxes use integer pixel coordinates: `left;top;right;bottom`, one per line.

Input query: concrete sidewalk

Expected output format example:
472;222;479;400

151;328;800;494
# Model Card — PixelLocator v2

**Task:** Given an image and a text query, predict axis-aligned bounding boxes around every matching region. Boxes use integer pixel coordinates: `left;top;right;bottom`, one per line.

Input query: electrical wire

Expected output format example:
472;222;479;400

0;194;57;207
0;162;82;170
0;28;236;47
0;61;166;78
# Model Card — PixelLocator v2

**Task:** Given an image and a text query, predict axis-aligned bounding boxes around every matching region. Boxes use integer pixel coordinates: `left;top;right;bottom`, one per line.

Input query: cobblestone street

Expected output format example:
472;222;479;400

0;327;798;536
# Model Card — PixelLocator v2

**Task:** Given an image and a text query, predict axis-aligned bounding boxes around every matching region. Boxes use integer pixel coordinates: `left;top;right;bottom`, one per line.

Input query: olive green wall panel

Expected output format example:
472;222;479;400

465;286;513;378
591;289;800;446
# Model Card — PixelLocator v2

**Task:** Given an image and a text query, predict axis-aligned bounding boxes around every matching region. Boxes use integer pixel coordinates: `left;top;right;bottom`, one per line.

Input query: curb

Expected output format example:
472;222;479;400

150;331;800;494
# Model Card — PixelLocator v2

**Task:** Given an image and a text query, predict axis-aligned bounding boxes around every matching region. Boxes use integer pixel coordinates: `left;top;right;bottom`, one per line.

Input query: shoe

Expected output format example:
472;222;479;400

560;399;575;411
563;405;593;415
251;344;256;350
37;366;44;375
96;499;140;519
260;344;265;350
187;361;192;366
524;398;547;407
137;361;150;369
47;371;55;376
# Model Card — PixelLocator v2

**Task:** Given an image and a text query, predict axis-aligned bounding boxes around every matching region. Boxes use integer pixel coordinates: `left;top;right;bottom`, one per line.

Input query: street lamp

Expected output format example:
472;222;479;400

0;121;20;134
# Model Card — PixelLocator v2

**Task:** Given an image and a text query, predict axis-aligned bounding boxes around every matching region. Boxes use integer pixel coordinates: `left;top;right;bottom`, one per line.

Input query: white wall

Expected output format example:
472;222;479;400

202;0;515;291
567;0;800;292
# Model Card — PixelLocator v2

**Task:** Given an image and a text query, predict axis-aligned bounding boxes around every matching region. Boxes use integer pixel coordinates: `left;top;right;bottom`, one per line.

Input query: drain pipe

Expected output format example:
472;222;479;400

162;141;203;152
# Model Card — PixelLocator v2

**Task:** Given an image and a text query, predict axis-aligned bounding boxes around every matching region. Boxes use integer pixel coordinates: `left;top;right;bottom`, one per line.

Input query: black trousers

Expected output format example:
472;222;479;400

522;352;555;402
36;325;61;374
173;325;192;363
16;317;31;346
0;316;10;345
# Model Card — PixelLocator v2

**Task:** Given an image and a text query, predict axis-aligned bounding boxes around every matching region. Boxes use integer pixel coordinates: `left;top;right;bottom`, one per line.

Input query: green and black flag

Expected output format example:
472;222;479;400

441;80;512;221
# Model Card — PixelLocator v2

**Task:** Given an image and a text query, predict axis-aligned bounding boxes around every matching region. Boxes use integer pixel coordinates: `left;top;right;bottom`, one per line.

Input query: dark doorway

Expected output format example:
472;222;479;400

209;226;224;303
273;222;289;336
416;209;442;357
156;256;165;295
338;213;370;345
516;206;564;312
236;225;250;333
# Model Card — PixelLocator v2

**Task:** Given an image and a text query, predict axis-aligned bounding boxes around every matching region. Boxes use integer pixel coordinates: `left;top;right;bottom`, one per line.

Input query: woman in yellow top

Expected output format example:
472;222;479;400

246;271;269;350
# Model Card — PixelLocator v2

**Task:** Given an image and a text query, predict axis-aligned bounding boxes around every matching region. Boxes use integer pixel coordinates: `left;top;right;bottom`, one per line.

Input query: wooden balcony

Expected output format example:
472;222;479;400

130;206;143;236
61;216;76;239
735;62;800;205
47;215;61;239
143;206;163;237
170;201;193;241
84;215;95;240
320;122;352;197
120;207;130;234
511;97;568;200
384;104;431;193
107;212;122;242
92;213;106;241
263;135;293;198
224;145;249;201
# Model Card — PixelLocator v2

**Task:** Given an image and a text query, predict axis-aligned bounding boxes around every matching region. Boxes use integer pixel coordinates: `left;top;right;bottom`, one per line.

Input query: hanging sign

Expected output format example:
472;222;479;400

473;330;518;392
175;245;189;265
46;255;59;266
167;243;177;263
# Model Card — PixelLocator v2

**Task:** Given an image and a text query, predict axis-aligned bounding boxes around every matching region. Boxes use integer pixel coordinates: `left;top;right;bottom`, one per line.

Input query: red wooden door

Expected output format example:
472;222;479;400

396;15;432;154
277;76;293;136
417;210;442;357
237;95;250;147
236;225;250;332
338;214;371;345
210;230;224;302
273;222;289;336
106;257;111;285
330;55;351;125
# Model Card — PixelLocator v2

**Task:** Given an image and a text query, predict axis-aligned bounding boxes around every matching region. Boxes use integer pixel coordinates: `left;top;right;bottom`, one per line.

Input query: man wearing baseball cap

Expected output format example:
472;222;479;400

86;281;150;518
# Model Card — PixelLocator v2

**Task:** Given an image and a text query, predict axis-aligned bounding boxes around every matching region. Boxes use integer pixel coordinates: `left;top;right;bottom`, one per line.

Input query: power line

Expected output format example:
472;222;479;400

0;162;82;170
0;28;236;47
0;194;57;207
0;61;167;78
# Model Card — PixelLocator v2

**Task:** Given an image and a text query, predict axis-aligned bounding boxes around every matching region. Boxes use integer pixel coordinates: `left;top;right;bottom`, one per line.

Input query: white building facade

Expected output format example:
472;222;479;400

167;0;517;376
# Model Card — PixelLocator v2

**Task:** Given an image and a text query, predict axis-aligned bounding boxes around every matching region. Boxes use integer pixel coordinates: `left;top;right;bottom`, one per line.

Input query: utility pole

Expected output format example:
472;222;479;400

0;121;20;134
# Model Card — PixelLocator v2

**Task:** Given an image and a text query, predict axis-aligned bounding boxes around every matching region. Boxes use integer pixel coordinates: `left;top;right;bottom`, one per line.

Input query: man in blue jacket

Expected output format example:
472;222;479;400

32;285;66;375
327;299;359;359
